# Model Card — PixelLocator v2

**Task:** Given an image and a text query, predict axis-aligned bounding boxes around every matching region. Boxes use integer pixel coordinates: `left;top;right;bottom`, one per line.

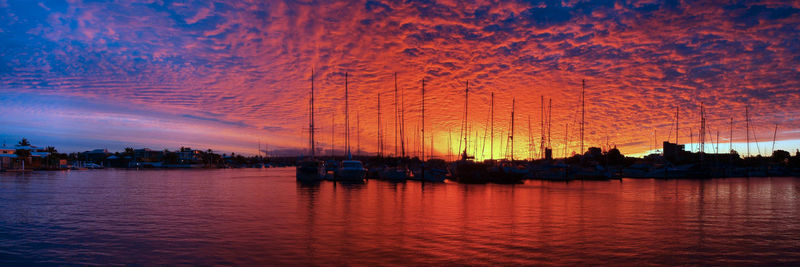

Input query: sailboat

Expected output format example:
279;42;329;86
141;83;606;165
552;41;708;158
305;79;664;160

410;78;446;182
380;73;411;181
487;98;525;184
451;81;489;184
296;68;326;182
334;72;367;182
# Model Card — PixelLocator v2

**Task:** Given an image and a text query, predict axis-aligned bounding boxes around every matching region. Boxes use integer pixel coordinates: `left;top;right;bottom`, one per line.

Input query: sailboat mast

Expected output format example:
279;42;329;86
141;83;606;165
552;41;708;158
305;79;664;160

729;117;733;155
400;74;406;158
378;93;382;157
448;132;452;161
421;78;425;162
510;98;515;161
357;112;360;157
772;124;778;154
345;72;350;159
700;103;705;159
421;79;425;180
540;95;545;158
394;72;399;157
564;123;569;158
490;92;494;160
527;115;532;160
676;106;679;144
310;69;315;158
580;79;585;154
462;81;470;158
746;106;750;157
548;98;552;149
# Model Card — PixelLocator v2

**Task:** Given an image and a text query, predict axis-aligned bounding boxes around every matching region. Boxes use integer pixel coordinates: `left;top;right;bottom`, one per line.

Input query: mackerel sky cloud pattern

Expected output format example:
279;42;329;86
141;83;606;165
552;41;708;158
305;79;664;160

1;0;799;156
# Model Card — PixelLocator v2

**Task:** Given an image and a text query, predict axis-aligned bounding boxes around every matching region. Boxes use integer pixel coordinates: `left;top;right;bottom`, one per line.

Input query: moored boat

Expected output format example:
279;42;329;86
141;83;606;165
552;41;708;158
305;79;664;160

296;159;325;182
336;160;367;182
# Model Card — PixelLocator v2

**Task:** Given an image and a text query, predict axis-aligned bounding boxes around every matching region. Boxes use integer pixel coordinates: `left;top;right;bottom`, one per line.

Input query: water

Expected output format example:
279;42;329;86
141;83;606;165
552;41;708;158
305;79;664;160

1;168;798;265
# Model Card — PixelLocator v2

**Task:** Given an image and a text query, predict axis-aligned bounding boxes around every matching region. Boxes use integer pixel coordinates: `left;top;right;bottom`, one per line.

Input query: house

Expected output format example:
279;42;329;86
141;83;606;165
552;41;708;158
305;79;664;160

134;148;164;162
0;147;16;170
177;147;203;163
82;149;110;164
0;142;50;170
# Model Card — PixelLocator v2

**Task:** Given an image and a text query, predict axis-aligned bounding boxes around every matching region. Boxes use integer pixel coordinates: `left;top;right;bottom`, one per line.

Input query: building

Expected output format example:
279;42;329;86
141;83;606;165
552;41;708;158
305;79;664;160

663;141;686;163
134;148;164;163
177;147;203;163
82;149;110;164
0;146;16;170
0;142;50;170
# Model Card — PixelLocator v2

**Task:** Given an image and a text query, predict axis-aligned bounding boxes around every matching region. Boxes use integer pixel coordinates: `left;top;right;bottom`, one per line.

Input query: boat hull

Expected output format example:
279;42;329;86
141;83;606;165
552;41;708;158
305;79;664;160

296;160;325;182
453;161;489;184
335;169;367;182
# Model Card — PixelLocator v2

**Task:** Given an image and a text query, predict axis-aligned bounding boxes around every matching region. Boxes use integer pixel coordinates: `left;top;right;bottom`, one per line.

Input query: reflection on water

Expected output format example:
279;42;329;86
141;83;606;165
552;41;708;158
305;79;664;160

1;168;798;265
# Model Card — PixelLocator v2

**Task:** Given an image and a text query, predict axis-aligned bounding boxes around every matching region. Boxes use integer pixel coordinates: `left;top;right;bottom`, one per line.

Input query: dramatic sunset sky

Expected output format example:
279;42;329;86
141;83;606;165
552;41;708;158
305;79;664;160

1;0;799;159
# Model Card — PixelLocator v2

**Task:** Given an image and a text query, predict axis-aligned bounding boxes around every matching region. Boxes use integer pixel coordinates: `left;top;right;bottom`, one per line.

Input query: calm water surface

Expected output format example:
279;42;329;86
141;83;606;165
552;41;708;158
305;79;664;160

1;168;798;265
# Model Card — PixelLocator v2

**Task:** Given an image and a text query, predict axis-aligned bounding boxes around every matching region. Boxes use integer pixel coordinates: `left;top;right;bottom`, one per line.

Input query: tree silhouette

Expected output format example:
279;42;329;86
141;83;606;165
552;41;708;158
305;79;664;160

14;139;31;170
45;146;57;169
18;138;30;147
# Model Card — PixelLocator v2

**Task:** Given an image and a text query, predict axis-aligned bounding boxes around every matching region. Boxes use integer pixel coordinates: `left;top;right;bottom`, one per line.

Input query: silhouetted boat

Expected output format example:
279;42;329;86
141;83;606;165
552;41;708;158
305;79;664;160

418;159;448;182
383;165;412;181
335;72;366;183
450;81;490;184
486;98;524;184
336;160;367;181
487;161;526;184
296;69;325;182
453;157;489;183
529;162;572;181
297;160;325;182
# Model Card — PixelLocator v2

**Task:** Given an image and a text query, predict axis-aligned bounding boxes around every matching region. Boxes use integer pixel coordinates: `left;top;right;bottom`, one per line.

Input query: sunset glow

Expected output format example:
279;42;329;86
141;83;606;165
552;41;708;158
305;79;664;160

2;0;799;157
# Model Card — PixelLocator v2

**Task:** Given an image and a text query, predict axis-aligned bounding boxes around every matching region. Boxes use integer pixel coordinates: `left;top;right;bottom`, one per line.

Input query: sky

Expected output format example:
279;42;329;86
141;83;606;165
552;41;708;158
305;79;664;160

1;0;799;159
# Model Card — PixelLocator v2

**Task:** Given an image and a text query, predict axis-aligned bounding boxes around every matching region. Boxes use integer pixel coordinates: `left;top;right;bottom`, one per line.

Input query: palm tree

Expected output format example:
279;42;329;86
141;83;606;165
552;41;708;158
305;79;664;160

14;149;31;170
18;138;31;147
45;146;57;169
